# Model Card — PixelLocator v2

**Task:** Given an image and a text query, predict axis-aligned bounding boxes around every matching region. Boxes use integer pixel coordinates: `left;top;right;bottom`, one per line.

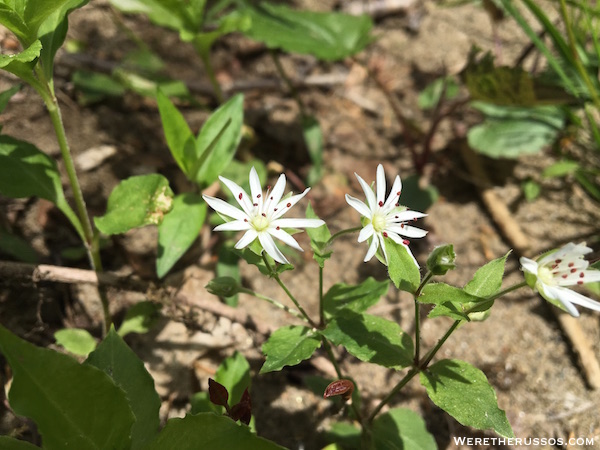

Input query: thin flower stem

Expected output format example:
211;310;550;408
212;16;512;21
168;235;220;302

487;280;528;301
326;226;362;247
34;70;112;335
261;253;317;327
419;320;460;370
413;271;433;364
239;287;306;321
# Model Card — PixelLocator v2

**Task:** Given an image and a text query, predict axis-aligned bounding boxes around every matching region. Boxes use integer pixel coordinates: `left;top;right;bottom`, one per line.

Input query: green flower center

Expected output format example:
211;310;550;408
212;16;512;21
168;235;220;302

251;215;270;232
372;212;387;233
538;266;556;286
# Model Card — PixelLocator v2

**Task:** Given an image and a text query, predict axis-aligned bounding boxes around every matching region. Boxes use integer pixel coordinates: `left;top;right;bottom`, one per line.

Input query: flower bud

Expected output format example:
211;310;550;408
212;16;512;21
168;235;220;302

426;244;456;275
206;277;241;298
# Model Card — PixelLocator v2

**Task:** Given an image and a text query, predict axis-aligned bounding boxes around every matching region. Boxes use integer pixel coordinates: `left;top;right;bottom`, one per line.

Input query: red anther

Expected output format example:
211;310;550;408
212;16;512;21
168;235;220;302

395;203;400;207
270;197;273;200
403;239;410;245
395;215;398;219
253;203;258;206
276;226;280;230
568;262;574;267
238;193;243;200
287;202;291;207
562;274;568;278
571;268;577;273
577;280;584;285
580;272;585;278
262;213;266;217
274;208;278;211
257;194;261;198
555;259;562;264
378;201;384;207
383;232;388;237
244;219;248;222
400;223;404;228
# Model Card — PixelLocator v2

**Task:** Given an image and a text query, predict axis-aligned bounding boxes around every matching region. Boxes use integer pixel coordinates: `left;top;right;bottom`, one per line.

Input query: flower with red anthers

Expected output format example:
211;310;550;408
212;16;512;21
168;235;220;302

203;167;324;264
345;164;427;267
520;242;600;317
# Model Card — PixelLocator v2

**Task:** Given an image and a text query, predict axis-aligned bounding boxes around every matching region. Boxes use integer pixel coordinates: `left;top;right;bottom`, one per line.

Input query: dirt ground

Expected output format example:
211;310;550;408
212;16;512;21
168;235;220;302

1;1;600;449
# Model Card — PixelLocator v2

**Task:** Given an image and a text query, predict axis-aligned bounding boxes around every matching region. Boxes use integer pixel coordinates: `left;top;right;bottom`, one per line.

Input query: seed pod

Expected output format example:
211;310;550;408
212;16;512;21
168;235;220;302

323;379;355;402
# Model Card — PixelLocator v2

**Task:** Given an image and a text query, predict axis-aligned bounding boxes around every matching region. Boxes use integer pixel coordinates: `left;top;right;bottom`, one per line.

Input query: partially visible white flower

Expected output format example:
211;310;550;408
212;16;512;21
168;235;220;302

345;164;427;267
203;167;325;265
520;242;600;317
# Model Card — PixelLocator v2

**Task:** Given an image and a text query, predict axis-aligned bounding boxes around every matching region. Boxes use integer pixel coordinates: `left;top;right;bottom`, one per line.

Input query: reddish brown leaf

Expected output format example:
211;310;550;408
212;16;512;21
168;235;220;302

230;388;252;425
208;378;230;409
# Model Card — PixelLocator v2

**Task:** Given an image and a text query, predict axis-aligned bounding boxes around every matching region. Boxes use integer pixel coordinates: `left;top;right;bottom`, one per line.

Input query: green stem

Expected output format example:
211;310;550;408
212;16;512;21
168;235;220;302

319;266;324;326
487;280;528;302
239;287;306;321
413;271;433;364
326;226;362;247
367;367;419;424
34;68;112;334
195;43;225;104
261;253;317;327
419;320;460;370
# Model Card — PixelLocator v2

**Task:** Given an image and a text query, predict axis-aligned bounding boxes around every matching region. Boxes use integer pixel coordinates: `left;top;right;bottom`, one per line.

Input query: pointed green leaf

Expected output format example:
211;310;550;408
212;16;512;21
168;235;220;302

0;5;30;44
323;277;388;319
157;192;206;278
0;436;41;449
145;413;285;450
242;2;372;61
156;89;196;176
86;328;161;450
54;328;97;356
0;135;83;238
0;39;41;88
419;283;482;305
322;311;413;369
305;202;331;267
372;408;437;450
428;302;469;321
215;351;251;407
385;239;420;294
117;301;162;337
464;251;510;298
420;359;513;438
194;93;244;187
94;174;174;235
108;0;194;35
260;325;322;373
542;160;580;178
0;325;134;450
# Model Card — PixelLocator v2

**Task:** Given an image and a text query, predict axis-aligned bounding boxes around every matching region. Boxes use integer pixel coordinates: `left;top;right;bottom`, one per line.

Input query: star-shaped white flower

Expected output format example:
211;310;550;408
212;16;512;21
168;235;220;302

203;167;325;265
345;164;427;267
520;242;600;317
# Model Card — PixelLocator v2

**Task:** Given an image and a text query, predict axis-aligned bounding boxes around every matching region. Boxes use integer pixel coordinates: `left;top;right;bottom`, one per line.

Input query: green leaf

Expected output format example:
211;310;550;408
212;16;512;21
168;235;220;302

419;283;482;305
157;193;206;278
372;408;437;450
117;301;162;337
521;179;541;202
0;84;21;114
54;328;97;356
464;251;510;298
322;311;413;369
420;359;514;438
543;160;580;178
305;202;332;267
323;277;388;319
303;116;323;185
0;325;134;450
385;239;420;294
0;135;83;239
190;391;222;415
242;2;372;61
86;328;161;450
467;102;565;159
0;436;41;449
193;93;244;187
418;76;460;110
324;422;361;449
260;325;322;373
233;242;294;276
215;351;251;407
156;89;196;176
428;302;469;321
95;174;174;235
145;413;285;450
108;0;196;35
400;174;439;212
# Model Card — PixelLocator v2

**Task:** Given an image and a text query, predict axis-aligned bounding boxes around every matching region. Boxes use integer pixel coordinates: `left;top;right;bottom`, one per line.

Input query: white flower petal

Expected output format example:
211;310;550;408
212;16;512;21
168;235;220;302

203;195;247;221
355;173;377;212
273;218;325;229
376;164;386;206
345;194;371;218
272;188;311;220
364;236;379;262
553;286;600;313
218;177;254;215
383;175;402;210
259;232;289;264
267;174;287;208
519;257;539;275
268;227;303;252
358;223;374;243
214;220;251;232
388;224;427;239
249;166;263;201
391;210;427;222
378;233;388;263
542;285;581;317
235;229;258;249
